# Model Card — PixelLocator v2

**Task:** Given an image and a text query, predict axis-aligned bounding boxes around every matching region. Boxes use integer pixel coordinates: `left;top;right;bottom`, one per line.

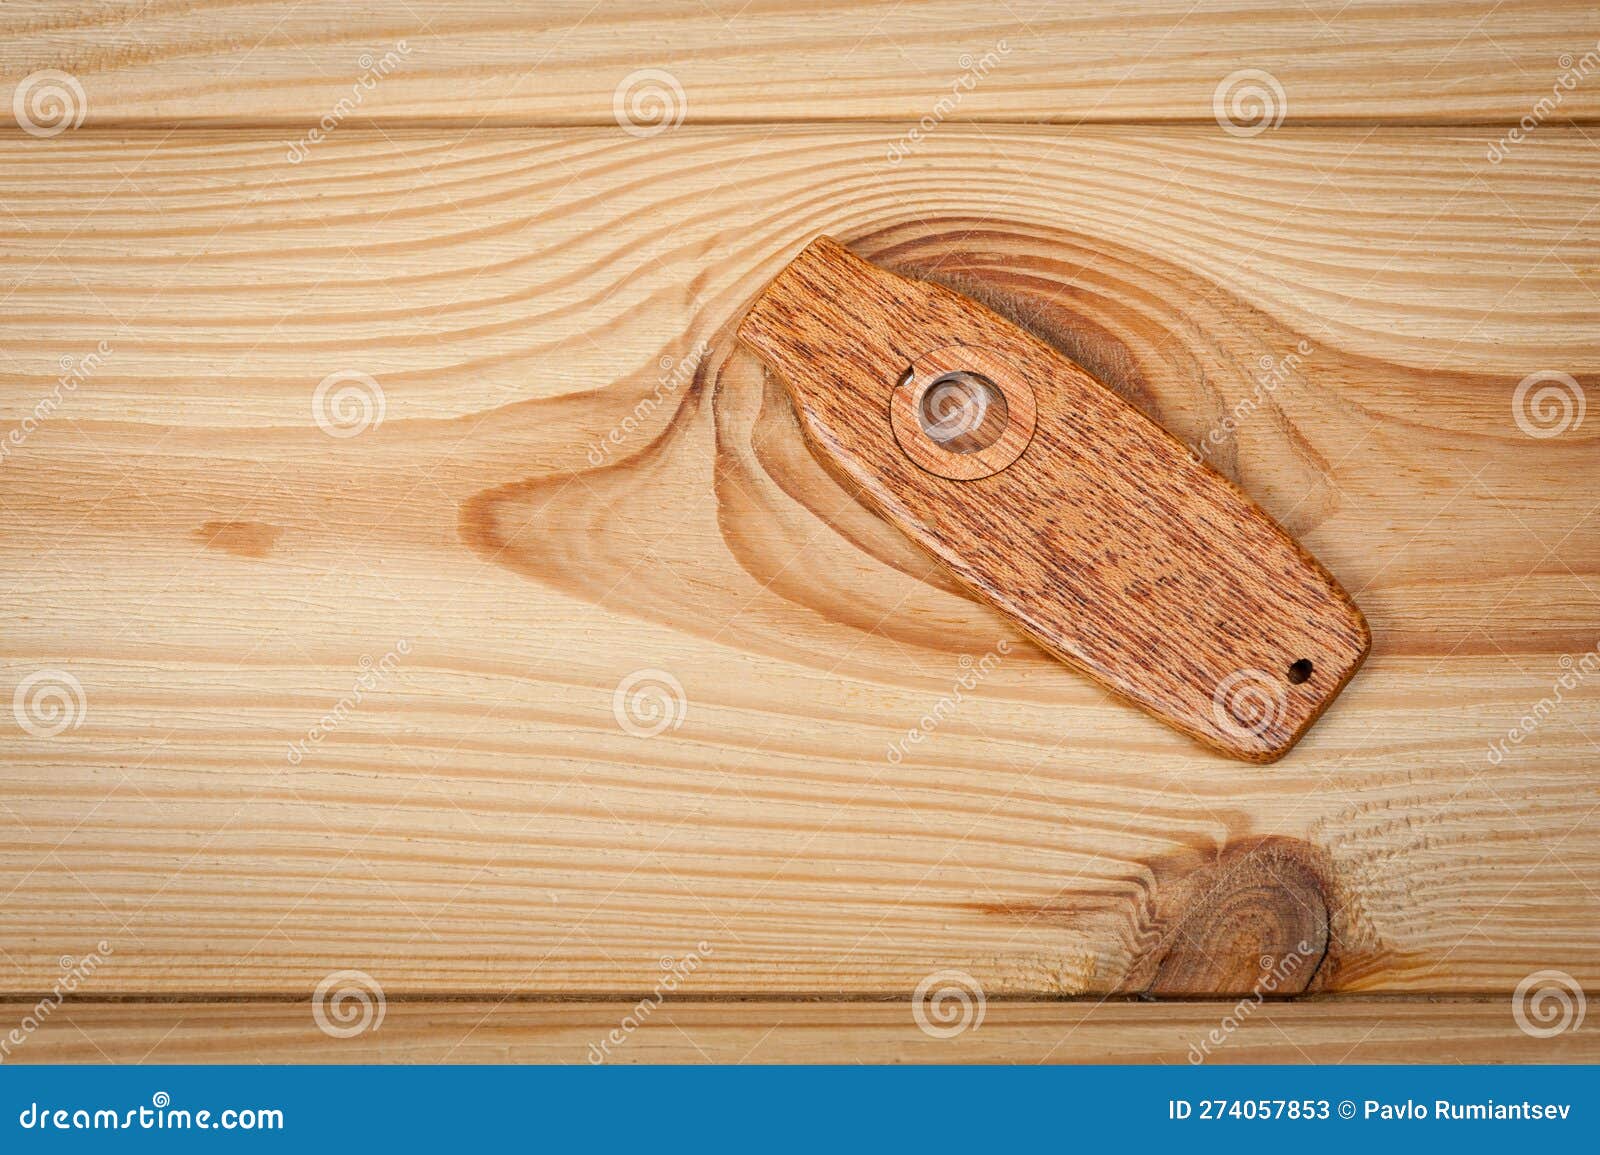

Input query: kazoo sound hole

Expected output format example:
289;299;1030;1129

916;371;1010;455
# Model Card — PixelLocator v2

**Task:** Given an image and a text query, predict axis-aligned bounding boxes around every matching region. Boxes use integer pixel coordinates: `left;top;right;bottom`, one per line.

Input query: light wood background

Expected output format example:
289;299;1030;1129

0;1;1596;1062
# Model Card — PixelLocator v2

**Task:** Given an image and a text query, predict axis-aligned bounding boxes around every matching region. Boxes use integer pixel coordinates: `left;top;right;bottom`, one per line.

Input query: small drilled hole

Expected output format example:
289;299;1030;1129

916;371;1009;455
1287;659;1314;684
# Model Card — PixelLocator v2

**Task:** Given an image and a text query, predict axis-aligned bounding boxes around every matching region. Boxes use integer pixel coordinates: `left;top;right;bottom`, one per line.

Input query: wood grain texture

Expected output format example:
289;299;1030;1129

739;237;1369;761
1;1;1597;128
0;126;1595;1005
4;1000;1594;1064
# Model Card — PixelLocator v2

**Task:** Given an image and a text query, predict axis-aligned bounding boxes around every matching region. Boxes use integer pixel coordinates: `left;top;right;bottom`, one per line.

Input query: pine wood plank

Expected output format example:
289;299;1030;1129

0;1;1596;128
3;1000;1594;1064
0;126;1595;1000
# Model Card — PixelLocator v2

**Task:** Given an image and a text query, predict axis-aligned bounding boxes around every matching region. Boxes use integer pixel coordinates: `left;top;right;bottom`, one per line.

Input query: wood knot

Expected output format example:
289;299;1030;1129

194;519;283;559
1140;836;1330;997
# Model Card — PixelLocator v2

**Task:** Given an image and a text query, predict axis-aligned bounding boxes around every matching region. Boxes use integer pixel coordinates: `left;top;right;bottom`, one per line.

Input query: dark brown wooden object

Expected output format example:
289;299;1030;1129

738;236;1369;762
